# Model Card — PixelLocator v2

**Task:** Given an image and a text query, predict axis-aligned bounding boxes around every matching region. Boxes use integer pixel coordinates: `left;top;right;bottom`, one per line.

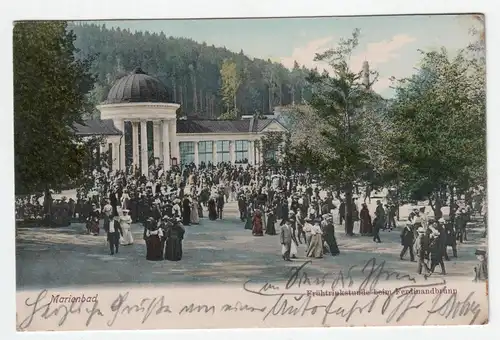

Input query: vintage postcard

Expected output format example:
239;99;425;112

14;14;488;331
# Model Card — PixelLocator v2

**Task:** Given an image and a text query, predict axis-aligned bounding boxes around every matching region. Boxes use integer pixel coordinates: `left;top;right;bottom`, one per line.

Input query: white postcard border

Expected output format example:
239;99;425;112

1;0;498;339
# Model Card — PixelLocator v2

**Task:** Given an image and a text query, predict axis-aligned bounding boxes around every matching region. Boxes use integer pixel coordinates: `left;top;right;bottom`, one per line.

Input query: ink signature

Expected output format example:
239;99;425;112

243;257;483;325
108;292;172;326
17;258;485;329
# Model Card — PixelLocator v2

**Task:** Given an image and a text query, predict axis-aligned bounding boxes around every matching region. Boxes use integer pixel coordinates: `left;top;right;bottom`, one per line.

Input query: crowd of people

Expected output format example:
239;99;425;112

14;161;487;280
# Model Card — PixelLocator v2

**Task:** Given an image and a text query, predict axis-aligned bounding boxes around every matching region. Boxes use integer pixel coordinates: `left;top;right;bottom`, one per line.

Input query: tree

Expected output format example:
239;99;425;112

388;47;486;218
218;110;238;120
220;59;242;115
14;22;95;205
289;29;380;235
256;131;285;167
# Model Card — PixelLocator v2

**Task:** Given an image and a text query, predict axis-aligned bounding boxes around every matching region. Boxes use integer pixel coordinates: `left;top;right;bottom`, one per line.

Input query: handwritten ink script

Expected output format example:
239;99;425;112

16;258;487;331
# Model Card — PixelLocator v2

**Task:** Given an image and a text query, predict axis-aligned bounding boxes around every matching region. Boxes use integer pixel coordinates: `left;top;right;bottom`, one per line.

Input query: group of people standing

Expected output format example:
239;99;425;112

399;205;487;278
16;160;487;282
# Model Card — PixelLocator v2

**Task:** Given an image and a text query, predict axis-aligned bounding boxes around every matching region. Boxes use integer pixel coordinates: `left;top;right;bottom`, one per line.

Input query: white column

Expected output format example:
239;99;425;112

230;140;236;164
116;119;126;171
153;121;161;163
194;141;199;166
162;120;171;170
212;141;217;165
140;120;148;176
169;120;178;161
259;146;264;164
132;121;139;169
99;142;107;155
248;140;254;165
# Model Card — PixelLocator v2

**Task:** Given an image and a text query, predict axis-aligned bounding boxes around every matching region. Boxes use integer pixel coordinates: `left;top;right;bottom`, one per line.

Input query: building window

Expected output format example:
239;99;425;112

265;149;277;161
216;140;230;163
179;142;195;165
198;141;213;165
235;140;249;164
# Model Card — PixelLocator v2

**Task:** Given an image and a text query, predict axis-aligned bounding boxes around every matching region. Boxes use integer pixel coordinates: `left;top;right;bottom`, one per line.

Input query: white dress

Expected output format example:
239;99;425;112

119;215;133;245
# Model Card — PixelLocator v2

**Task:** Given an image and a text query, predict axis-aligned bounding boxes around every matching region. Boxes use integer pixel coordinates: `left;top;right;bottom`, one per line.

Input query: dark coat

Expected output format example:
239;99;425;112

165;224;185;261
400;226;414;246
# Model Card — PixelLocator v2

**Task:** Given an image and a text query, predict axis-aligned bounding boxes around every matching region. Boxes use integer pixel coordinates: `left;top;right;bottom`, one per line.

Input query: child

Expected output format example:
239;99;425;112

473;249;488;282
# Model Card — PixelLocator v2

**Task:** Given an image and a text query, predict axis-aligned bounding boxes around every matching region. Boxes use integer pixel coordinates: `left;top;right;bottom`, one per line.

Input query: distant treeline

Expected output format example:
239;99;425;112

70;23;315;118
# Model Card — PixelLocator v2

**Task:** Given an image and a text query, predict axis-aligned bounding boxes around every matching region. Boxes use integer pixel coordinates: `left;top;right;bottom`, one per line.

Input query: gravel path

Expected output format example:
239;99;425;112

16;202;487;290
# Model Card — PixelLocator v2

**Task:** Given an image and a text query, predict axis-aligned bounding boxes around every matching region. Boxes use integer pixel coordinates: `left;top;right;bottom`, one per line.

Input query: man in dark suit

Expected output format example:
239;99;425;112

216;191;224;220
400;224;415;261
373;200;385;243
107;215;123;255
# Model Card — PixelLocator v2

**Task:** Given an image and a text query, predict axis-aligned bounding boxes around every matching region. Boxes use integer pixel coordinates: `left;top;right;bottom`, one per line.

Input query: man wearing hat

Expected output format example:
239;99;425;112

279;217;293;261
455;208;469;243
441;217;458;260
415;227;429;275
400;221;415;261
373;200;385;243
473;249;488;282
428;220;446;275
107;214;123;255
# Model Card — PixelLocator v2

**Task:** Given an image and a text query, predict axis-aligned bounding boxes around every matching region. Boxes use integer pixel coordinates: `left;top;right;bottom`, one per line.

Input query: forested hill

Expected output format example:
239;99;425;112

69;23;314;118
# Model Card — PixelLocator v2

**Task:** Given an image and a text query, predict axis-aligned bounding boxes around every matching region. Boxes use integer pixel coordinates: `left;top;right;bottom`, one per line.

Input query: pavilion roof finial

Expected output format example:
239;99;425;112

132;66;147;75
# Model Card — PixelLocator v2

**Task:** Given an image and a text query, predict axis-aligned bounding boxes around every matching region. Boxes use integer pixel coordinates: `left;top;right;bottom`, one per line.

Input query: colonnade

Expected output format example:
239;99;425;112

103;120;286;172
107;119;178;175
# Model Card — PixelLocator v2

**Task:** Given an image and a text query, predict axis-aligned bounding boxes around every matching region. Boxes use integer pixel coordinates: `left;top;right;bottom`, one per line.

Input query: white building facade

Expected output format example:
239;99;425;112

74;67;288;175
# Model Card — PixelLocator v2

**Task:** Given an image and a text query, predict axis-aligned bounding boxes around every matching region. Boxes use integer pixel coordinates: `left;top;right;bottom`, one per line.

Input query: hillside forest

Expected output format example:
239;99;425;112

70;23;315;119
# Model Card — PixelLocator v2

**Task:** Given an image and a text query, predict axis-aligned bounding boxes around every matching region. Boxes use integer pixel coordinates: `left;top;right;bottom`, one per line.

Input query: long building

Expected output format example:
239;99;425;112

73;67;288;175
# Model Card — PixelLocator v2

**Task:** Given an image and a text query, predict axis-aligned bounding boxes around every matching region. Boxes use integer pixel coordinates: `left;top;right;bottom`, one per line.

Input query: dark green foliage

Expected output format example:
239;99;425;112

14;21;96;195
388;48;486;210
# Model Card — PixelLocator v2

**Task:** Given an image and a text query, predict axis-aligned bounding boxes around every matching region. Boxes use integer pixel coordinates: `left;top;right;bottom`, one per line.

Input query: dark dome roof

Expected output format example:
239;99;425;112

105;67;169;104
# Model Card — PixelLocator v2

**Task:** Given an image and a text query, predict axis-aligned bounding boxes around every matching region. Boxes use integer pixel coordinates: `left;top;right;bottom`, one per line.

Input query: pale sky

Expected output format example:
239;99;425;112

93;14;482;98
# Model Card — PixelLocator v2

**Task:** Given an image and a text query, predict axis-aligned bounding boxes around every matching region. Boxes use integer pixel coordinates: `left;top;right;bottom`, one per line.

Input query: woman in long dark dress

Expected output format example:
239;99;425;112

182;197;191;225
359;203;373;236
208;197;217;220
144;218;163;261
252;209;264;236
265;206;277;235
165;219;186;261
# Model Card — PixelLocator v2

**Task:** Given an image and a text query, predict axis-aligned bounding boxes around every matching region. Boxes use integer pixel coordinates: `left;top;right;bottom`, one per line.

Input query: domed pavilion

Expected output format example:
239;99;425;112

97;67;180;176
73;67;288;175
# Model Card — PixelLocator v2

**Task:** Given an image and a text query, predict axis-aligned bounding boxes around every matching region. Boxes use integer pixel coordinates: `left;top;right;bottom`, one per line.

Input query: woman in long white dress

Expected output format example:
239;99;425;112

306;219;324;258
121;189;130;210
119;209;134;245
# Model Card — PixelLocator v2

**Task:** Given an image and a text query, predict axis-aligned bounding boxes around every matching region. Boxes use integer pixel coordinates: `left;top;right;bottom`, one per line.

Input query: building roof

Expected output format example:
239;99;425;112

73;119;122;136
72;118;287;136
176;119;283;134
104;67;170;105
